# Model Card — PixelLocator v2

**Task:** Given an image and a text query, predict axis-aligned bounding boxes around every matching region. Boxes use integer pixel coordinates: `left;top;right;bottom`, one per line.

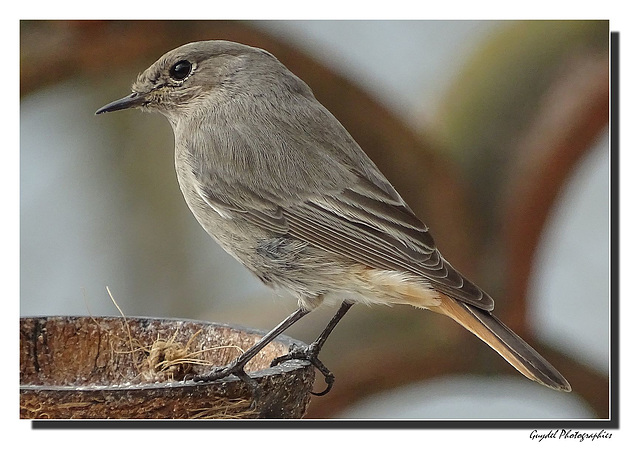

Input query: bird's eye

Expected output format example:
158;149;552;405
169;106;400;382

169;60;192;81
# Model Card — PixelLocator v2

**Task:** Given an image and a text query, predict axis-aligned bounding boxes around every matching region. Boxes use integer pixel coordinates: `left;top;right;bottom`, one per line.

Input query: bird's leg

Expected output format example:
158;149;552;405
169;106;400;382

193;306;310;402
271;301;354;396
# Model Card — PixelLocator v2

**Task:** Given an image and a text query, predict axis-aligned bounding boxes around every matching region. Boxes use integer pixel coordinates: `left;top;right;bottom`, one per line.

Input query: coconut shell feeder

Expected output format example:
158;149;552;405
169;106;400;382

20;316;315;419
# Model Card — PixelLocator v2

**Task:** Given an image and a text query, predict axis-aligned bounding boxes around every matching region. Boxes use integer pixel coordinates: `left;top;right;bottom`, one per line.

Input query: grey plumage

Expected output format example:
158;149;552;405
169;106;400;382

96;40;570;392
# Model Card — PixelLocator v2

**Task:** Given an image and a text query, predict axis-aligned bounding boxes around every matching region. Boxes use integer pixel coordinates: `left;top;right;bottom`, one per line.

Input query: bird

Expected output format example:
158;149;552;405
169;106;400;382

96;40;571;395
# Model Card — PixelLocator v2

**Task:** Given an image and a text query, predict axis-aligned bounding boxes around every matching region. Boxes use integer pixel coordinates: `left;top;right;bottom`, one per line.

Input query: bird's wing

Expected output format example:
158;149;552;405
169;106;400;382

197;175;494;311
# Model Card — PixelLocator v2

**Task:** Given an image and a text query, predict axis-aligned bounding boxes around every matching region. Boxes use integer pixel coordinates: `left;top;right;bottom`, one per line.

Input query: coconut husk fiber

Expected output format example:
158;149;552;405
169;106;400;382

20;316;315;419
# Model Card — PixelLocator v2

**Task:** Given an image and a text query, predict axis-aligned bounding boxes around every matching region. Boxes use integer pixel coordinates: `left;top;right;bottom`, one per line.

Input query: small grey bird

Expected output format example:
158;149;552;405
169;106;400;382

96;40;570;394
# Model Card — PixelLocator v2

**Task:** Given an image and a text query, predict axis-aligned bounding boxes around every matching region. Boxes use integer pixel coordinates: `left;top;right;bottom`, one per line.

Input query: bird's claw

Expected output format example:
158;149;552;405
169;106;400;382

270;343;335;396
193;361;262;408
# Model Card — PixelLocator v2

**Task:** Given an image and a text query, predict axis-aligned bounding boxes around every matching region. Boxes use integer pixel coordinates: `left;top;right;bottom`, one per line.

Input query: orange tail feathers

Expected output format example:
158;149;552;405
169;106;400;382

432;294;571;392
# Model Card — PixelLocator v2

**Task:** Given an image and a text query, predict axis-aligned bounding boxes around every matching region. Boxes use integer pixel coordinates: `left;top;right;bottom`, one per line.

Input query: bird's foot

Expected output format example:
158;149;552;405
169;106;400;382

193;359;262;407
270;343;335;396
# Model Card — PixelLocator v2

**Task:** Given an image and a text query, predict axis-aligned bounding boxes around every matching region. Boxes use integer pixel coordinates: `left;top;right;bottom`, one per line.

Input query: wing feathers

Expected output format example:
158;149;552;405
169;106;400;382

285;202;493;310
197;178;494;310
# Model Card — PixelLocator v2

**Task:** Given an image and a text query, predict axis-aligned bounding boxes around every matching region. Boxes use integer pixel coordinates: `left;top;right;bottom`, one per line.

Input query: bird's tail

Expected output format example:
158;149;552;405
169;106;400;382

432;294;571;392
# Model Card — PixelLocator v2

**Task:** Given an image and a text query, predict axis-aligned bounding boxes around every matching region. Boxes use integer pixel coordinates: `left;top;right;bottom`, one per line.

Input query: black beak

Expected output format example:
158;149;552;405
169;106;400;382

95;92;147;115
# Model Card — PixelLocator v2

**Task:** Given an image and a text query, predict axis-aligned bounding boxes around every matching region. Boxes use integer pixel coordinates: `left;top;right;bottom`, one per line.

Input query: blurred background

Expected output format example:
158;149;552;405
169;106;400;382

20;20;609;420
